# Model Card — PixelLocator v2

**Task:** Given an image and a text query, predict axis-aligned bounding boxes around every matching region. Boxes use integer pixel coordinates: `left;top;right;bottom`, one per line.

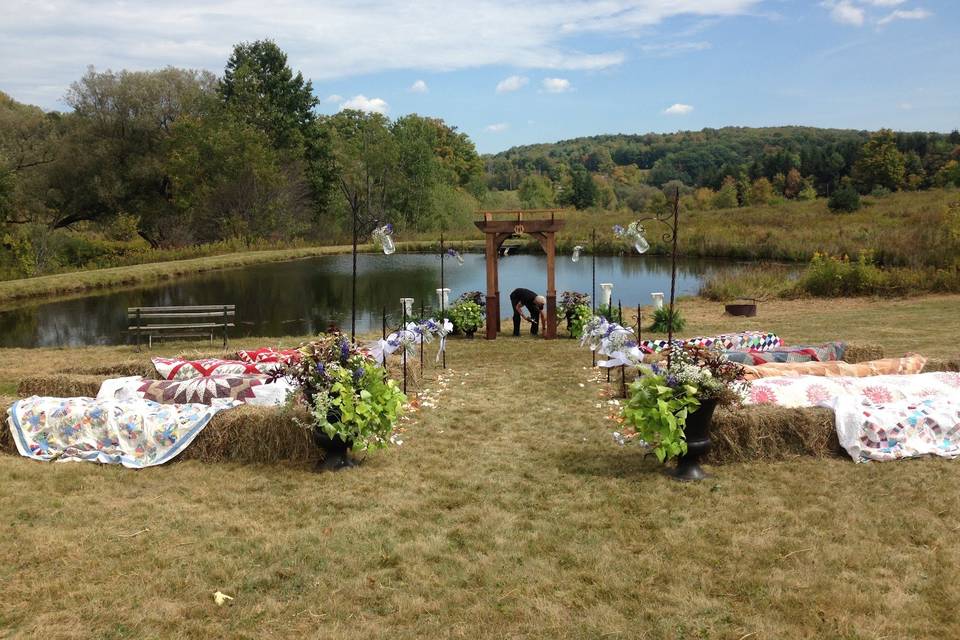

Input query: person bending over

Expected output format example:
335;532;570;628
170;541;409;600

510;288;546;336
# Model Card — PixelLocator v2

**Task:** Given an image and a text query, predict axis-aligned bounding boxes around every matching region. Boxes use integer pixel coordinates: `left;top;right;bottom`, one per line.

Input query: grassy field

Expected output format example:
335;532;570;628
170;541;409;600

2;295;960;638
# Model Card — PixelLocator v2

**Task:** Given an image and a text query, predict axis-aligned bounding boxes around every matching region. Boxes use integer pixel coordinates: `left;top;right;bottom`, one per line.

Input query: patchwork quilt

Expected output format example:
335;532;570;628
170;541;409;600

724;342;846;366
7;396;237;468
834;396;960;462
640;331;782;354
744;371;960;408
742;355;927;380
235;348;301;365
97;375;295;407
152;357;283;380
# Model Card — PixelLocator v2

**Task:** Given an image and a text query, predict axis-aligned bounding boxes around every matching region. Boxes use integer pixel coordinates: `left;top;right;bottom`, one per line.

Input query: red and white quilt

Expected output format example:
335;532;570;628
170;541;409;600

152;357;283;380
235;348;301;365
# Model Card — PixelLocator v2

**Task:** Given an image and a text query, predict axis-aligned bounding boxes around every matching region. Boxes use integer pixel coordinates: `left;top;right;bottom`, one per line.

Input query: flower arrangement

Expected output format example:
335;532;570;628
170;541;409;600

454;290;485;309
448;300;484;335
371;223;395;255
558;291;591;338
618;345;747;461
285;332;407;452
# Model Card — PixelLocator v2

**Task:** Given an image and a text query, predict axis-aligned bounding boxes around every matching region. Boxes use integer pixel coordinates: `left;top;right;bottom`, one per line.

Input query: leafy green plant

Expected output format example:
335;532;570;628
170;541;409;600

828;183;861;212
566;304;593;338
449;300;483;334
285;332;407;451
619;346;747;462
649;306;686;333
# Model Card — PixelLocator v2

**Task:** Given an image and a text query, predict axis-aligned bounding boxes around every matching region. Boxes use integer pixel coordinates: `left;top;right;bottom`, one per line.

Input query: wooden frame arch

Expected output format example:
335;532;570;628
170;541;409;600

474;209;566;340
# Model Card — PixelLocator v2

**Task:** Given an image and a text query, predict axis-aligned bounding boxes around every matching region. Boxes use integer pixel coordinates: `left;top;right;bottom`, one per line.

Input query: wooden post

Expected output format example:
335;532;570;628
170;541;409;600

545;231;557;339
484;232;497;340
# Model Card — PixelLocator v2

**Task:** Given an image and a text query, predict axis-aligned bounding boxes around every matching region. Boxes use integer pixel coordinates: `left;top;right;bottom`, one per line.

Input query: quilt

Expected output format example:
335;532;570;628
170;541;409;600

235;348;301;365
640;331;782;354
724;342;846;366
744;371;960;409
152;357;283;380
97;375;295;407
7;396;237;468
741;355;927;380
834;396;960;462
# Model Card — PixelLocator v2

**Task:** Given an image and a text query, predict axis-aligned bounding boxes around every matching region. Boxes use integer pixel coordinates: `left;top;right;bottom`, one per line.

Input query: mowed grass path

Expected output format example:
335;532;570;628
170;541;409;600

2;297;960;638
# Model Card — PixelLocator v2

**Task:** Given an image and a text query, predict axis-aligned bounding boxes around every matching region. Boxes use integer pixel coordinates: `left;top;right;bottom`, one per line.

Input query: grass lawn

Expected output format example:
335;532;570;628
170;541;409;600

1;295;960;638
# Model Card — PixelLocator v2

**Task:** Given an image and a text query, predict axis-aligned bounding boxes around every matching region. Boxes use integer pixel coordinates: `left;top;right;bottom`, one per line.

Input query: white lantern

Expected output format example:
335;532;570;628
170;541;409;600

400;298;415;318
651;292;664;310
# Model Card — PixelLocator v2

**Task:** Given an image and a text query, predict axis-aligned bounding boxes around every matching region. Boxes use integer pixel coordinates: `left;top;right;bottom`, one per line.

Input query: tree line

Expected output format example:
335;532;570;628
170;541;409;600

0;40;483;276
489;126;960;212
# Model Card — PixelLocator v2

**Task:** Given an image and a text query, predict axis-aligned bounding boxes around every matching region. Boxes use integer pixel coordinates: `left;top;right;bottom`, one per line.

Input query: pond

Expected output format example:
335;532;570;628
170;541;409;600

0;252;744;348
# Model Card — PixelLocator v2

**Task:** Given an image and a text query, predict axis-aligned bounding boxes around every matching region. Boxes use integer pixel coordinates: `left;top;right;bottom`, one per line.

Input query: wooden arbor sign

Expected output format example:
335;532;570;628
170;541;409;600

474;209;565;340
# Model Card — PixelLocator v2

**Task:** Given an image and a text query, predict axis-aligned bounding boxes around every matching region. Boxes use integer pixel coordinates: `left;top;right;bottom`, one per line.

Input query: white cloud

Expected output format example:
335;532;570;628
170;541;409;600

409;79;428;93
324;94;344;103
897;102;913;110
485;122;509;132
640;41;712;57
878;8;932;25
541;77;572;93
824;0;865;26
0;0;763;108
663;103;694;115
496;75;528;94
340;94;389;114
865;0;906;6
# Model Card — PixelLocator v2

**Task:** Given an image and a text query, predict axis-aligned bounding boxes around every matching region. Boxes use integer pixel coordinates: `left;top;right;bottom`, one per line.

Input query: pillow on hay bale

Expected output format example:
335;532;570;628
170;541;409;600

235;348;301;365
724;342;846;365
97;375;295;407
742;354;927;380
152;357;283;380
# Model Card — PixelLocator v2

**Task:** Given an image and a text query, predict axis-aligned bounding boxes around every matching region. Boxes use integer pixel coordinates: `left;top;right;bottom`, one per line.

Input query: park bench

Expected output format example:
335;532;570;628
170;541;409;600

128;305;235;350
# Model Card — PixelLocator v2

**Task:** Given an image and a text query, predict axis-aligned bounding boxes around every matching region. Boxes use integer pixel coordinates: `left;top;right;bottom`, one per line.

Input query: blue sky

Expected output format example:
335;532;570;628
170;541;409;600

1;0;957;153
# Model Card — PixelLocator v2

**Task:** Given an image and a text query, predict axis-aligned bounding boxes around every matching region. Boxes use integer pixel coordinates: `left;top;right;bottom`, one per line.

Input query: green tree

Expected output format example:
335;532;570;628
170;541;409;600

566;166;597;210
712;176;738;209
220;40;318;150
852;129;906;192
747;177;773;206
518;175;555;208
828;179;861;212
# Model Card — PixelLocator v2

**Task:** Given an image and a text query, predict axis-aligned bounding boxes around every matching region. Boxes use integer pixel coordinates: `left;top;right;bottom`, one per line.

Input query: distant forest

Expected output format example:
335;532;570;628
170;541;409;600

484;127;960;212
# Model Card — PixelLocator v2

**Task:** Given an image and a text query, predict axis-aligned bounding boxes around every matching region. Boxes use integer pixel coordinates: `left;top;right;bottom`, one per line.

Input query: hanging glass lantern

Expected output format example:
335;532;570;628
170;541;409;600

446;248;465;265
372;223;396;255
572;245;584;262
613;221;650;254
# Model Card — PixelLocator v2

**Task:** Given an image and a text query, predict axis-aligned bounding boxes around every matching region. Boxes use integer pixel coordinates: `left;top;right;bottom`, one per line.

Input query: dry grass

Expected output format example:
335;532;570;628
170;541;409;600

17;374;103;398
709;406;839;463
3;297;960;637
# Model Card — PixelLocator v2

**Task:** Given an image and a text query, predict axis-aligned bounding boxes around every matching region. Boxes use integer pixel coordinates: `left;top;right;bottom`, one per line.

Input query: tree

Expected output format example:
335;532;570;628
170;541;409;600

518;175;555;209
933;160;960;188
852;129;906;192
828;179;861;212
712;176;738;209
566;166;597;210
219;40;318;150
324;110;398;235
783;168;802;198
747;177;773;206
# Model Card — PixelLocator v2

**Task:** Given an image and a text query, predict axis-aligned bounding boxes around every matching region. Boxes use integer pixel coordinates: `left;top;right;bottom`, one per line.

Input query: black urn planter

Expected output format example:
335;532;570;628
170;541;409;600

672;399;717;482
464;329;476;339
312;429;356;471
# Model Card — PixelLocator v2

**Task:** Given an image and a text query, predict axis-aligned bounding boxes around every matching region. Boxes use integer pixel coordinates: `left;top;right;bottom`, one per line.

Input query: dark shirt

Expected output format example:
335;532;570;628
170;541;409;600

510;288;540;321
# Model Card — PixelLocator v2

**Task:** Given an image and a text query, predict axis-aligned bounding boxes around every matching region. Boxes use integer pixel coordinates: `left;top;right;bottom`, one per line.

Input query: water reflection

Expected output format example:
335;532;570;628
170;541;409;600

0;253;738;347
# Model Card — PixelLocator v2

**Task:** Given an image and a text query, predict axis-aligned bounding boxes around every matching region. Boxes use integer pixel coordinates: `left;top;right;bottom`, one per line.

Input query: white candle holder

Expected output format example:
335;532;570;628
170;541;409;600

651;292;664;310
600;283;614;308
400;298;415;318
436;288;451;311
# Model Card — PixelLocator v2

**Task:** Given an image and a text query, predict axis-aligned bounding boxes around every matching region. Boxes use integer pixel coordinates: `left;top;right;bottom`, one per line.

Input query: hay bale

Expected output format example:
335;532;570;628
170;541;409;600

17;375;102;398
925;358;960;372
67;360;155;378
844;343;884;363
708;405;841;464
0;398;13;454
177;405;318;464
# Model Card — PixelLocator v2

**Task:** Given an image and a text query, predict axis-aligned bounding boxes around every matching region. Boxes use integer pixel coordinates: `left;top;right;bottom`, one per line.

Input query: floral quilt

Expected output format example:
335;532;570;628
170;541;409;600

7;396;237;468
744;372;960;408
97;375;295;407
834;396;960;462
152;357;283;380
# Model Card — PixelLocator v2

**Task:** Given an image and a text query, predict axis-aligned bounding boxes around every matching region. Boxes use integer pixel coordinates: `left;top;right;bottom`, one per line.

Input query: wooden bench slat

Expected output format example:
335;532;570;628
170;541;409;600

128;323;236;331
128;305;235;312
127;311;235;319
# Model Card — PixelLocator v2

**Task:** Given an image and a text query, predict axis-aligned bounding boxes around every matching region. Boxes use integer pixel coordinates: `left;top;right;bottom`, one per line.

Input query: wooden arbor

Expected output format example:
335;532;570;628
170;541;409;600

474;209;565;340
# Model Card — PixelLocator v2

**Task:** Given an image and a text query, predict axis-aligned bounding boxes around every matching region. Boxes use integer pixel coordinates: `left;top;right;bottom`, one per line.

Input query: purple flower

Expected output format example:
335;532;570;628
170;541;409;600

612;224;625;235
340;340;350;363
625;340;637;348
446;248;457;257
384;223;393;234
315;362;326;376
353;367;363;382
666;374;678;387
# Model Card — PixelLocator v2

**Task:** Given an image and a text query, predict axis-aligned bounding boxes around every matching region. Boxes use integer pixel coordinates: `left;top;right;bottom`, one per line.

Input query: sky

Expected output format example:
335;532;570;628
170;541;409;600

1;0;957;154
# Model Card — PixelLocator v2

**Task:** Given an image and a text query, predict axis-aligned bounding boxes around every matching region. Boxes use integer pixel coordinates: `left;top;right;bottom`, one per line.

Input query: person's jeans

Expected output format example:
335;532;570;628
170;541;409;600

512;310;538;336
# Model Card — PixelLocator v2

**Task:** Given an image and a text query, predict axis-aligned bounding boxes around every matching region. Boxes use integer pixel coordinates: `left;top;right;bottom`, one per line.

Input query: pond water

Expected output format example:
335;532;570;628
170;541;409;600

0;252;743;348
